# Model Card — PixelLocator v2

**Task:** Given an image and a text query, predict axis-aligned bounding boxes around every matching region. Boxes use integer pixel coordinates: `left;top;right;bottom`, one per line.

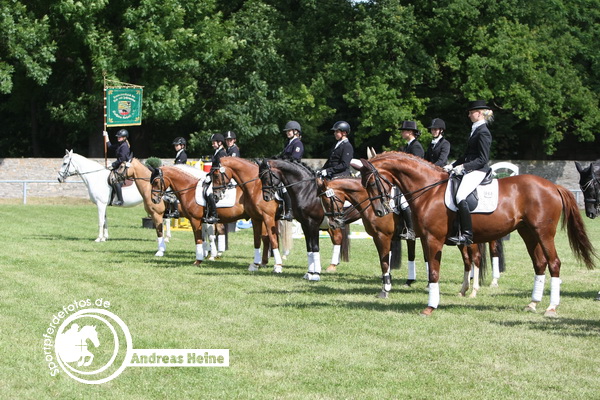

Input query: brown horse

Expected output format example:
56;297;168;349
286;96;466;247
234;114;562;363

357;151;596;317
317;176;489;298
116;158;172;256
150;164;272;268
210;157;282;272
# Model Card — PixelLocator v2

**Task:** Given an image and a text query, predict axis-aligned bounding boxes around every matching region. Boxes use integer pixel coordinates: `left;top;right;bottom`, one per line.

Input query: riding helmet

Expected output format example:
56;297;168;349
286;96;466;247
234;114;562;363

427;118;446;131
283;121;302;133
210;133;225;143
330;121;351;134
172;137;187;146
400;121;420;137
115;129;129;138
224;131;237;139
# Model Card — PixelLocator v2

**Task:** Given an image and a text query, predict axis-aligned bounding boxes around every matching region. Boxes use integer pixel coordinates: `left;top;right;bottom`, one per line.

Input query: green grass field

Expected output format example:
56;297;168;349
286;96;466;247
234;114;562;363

1;203;599;399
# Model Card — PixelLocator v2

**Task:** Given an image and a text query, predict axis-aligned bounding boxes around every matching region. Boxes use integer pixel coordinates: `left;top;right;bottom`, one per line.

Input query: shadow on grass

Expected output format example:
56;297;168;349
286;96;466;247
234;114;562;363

492;317;600;338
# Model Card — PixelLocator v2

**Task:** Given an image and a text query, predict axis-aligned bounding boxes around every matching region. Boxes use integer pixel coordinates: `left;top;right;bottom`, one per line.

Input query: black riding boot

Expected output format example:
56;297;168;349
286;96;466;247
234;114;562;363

112;183;124;206
282;190;294;221
399;207;416;240
448;200;473;245
203;194;219;224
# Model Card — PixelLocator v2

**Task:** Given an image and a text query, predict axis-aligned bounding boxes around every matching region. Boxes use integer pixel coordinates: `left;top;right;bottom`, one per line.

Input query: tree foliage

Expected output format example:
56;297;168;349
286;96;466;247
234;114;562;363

0;0;598;159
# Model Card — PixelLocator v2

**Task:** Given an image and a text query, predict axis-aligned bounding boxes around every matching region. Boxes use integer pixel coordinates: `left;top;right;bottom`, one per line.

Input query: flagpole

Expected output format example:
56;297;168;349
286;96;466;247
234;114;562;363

103;73;108;168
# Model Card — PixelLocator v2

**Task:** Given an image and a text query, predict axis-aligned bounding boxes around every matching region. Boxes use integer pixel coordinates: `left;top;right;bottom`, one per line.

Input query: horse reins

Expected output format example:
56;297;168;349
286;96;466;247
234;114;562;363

580;175;600;211
363;160;449;206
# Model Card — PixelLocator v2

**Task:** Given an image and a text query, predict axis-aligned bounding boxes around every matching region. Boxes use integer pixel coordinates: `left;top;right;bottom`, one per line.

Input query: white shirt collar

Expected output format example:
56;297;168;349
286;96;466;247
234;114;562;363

334;137;348;149
470;120;486;136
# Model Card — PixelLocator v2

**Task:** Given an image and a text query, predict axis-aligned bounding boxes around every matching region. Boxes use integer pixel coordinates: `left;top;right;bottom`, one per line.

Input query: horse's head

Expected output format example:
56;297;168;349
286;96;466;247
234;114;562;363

317;177;347;230
82;325;100;347
150;167;167;204
57;150;76;183
576;161;600;219
211;166;230;201
259;159;279;202
357;158;393;217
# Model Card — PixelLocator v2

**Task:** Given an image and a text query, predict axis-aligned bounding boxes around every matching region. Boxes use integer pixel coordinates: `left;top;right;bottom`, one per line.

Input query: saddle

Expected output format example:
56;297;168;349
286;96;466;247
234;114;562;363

444;169;498;213
107;170;135;188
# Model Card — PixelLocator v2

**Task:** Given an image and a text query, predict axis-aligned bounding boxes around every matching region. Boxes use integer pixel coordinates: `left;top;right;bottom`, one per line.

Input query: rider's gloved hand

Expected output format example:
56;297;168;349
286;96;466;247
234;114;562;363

453;165;465;175
443;164;453;173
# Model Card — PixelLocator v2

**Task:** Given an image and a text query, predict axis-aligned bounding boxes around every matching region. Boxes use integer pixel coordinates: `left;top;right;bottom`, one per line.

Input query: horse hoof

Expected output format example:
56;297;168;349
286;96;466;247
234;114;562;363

326;264;337;273
469;291;478;299
544;309;559;318
420;306;435;317
194;260;203;266
458;292;466;297
208;256;216;261
523;306;536;313
154;251;164;257
273;265;283;274
164;237;170;243
376;291;389;299
248;264;259;272
489;279;499;288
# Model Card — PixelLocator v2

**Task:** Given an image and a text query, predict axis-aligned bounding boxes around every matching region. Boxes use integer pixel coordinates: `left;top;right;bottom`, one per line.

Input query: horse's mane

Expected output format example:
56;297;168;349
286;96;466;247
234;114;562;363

269;156;316;176
169;164;206;180
222;156;259;167
371;151;444;173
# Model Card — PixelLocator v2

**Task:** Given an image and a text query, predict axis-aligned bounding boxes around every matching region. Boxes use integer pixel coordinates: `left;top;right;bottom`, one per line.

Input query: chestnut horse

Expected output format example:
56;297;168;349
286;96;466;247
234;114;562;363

150;164;272;268
575;160;600;219
317;176;490;298
210;157;283;272
115;158;173;256
259;158;354;280
357;152;596;317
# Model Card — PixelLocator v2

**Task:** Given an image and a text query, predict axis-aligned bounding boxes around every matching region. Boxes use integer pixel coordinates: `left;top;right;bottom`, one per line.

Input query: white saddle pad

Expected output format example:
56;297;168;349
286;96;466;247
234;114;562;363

444;179;499;213
195;182;237;208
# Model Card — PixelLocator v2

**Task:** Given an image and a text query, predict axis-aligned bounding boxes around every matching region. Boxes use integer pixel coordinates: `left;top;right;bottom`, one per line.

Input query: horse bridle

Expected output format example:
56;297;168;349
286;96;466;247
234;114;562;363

211;166;259;195
362;161;395;214
580;174;600;212
259;162;282;199
318;186;372;225
362;160;450;211
58;157;106;180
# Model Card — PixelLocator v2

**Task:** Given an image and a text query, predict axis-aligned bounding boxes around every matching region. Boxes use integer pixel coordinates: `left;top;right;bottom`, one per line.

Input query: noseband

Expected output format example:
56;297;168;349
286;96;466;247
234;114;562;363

580;174;600;212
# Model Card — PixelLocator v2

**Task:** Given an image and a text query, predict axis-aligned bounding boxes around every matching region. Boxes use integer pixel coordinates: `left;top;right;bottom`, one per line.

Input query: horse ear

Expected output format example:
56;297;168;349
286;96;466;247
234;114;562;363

575;161;583;173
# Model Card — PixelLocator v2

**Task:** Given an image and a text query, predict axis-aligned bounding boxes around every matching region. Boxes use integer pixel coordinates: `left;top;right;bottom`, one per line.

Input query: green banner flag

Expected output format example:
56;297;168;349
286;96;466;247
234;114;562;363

105;88;143;127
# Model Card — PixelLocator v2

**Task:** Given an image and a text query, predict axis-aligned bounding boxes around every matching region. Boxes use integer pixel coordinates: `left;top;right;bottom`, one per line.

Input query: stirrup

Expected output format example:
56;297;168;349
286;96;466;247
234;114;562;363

203;215;219;224
399;229;416;240
448;234;472;246
282;212;293;221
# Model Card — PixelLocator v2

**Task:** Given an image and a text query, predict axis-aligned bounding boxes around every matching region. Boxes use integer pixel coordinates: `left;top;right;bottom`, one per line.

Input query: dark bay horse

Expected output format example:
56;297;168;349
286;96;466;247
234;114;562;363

150;165;271;267
317;176;491;298
259;158;354;280
357;152;596;317
210;157;283;272
575;160;600;219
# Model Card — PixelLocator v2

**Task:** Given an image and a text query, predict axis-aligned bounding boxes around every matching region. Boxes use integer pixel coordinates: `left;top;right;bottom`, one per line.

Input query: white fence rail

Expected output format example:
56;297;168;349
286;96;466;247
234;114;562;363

0;180;84;204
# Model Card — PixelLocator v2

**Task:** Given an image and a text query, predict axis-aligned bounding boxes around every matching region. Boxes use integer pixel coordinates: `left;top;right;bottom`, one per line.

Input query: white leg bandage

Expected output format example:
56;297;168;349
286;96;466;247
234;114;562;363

195;244;204;261
272;248;283;266
383;272;392;292
307;252;315;273
549;277;561;308
492;257;500;279
157;237;166;252
428;282;440;308
209;235;217;257
218;235;226;252
253;248;261;264
532;274;546;302
407;260;416;280
313;252;322;274
331;245;341;266
425;262;429;280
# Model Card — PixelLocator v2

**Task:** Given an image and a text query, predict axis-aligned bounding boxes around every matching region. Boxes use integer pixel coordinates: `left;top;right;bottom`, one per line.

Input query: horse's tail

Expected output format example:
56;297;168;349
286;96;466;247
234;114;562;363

341;223;350;262
278;220;293;256
558;185;597;270
478;242;487;284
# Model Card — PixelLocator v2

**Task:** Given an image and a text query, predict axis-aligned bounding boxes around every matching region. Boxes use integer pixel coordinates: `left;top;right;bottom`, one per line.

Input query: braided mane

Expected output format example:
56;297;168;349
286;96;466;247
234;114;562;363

372;151;444;172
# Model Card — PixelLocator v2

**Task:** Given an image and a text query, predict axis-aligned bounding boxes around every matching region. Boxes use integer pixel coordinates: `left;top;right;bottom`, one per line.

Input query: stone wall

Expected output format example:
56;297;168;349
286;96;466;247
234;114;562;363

0;157;590;206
